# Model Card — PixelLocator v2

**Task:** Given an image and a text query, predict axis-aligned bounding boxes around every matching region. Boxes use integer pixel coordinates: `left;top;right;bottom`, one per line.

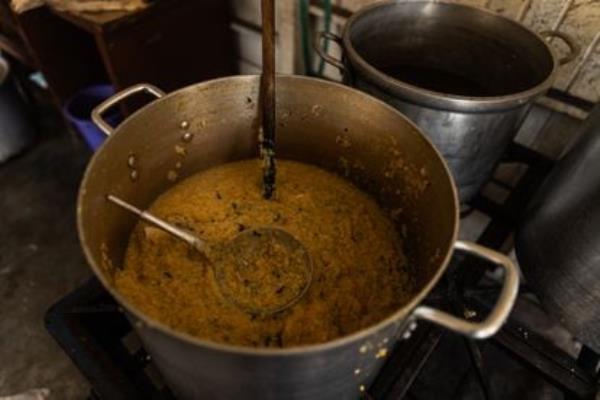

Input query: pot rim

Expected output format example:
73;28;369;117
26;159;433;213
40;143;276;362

77;74;460;357
342;0;558;113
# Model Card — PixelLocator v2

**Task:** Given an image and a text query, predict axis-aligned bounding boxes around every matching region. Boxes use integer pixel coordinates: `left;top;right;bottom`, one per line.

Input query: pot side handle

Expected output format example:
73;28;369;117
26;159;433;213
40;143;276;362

412;241;519;339
91;83;166;136
314;32;346;73
539;30;580;65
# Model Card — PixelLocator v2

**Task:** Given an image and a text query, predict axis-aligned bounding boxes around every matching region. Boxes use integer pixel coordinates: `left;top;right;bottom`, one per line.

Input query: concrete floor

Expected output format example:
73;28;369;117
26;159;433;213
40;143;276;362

0;126;91;399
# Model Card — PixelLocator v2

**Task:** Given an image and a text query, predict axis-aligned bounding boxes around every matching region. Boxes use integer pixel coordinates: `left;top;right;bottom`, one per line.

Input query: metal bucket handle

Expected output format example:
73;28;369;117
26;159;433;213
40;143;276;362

315;31;346;73
91;83;166;136
412;241;519;339
539;30;580;65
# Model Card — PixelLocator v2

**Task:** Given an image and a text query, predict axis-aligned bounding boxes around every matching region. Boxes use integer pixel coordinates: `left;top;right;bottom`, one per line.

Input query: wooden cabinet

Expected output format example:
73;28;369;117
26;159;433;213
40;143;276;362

0;0;236;109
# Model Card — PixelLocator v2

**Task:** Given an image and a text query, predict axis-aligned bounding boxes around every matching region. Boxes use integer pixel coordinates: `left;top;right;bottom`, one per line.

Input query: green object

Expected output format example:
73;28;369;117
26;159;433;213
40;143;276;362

299;0;332;77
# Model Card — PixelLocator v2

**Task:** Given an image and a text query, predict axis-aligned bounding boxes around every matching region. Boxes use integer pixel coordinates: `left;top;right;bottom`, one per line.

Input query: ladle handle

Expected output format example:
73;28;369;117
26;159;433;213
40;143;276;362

106;195;207;252
92;83;165;136
412;241;519;339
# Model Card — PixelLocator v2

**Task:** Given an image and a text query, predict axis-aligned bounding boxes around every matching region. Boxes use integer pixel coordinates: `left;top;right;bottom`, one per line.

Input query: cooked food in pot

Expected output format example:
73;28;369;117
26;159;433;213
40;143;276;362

116;159;414;347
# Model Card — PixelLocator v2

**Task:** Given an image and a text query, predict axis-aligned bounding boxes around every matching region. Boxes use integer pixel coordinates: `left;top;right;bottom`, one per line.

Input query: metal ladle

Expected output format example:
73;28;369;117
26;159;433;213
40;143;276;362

108;195;313;316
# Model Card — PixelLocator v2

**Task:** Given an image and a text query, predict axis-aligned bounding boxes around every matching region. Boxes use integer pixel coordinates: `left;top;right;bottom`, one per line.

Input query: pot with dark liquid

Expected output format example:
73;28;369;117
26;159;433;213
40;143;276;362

78;76;518;399
317;1;578;201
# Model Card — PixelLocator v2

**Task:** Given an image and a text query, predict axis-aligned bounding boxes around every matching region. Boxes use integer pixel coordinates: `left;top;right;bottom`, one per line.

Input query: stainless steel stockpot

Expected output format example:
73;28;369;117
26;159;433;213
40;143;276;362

78;75;518;399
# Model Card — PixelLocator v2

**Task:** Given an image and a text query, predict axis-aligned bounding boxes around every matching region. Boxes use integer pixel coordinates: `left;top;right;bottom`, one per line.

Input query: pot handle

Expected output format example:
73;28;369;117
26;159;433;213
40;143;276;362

539;30;580;65
314;32;346;73
412;241;519;339
91;83;166;136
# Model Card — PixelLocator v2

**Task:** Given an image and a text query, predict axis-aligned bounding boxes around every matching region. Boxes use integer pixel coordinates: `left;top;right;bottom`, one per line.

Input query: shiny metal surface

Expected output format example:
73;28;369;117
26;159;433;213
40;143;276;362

91;83;165;136
414;240;519;339
354;90;531;201
106;195;207;251
317;32;346;72
78;76;517;400
0;57;34;162
317;1;575;201
538;31;579;65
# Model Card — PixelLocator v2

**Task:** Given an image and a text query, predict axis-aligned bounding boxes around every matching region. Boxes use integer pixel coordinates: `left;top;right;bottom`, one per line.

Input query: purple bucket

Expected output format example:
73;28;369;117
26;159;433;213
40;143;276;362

64;84;122;150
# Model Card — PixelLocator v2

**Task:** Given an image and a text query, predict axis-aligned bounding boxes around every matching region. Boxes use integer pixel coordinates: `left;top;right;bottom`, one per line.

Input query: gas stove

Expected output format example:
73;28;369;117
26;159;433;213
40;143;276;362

45;143;600;400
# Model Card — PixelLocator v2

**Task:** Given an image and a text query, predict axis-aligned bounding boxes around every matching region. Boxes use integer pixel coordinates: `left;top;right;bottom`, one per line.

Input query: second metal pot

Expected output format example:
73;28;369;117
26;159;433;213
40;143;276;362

317;1;577;202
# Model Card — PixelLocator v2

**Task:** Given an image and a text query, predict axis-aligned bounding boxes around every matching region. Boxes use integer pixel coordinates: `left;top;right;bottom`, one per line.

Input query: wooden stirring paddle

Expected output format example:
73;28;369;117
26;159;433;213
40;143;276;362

260;0;276;199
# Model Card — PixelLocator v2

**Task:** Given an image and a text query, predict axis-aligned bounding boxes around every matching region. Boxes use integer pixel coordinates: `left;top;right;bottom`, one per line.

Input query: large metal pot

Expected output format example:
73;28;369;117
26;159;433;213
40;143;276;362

78;76;518;400
316;1;578;202
0;56;34;162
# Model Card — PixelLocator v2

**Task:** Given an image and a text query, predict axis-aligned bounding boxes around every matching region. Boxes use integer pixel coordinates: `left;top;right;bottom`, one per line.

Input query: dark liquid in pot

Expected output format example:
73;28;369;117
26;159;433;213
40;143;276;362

380;64;491;97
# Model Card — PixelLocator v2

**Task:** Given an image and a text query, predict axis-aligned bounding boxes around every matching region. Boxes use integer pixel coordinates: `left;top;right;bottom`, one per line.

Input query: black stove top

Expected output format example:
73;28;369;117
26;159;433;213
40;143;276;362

45;143;600;400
